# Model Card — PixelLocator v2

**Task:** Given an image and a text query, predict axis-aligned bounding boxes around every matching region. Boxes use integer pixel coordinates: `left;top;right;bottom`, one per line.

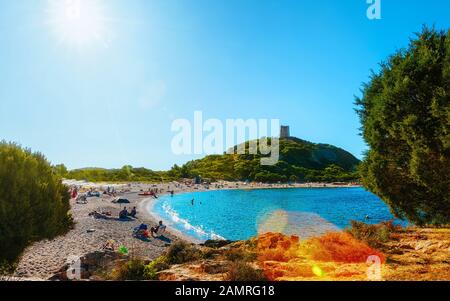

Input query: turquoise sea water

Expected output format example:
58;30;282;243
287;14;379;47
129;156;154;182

152;188;406;242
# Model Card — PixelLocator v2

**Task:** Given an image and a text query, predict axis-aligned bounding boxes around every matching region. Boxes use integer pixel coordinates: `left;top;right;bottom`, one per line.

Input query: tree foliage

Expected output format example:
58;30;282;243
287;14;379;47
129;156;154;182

178;138;360;183
356;27;450;225
0;142;73;262
62;138;359;184
65;166;168;183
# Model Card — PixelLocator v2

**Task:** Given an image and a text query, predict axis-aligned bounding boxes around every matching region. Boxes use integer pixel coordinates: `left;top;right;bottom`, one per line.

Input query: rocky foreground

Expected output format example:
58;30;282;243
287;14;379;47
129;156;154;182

10;181;450;281
157;228;450;281
19;226;448;281
12;180;359;280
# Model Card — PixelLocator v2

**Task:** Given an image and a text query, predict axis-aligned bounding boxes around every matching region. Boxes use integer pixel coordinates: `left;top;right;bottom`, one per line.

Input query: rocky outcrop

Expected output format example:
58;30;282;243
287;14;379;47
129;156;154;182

49;251;124;281
43;227;450;281
157;260;230;281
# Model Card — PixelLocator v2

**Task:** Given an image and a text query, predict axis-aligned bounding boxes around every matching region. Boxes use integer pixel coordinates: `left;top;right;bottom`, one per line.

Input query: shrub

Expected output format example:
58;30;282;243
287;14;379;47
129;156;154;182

109;259;150;281
256;233;300;262
143;264;158;280
110;256;171;281
226;261;267;281
0;142;73;263
0;261;15;277
346;221;397;247
201;248;220;260
165;241;201;265
302;232;386;263
224;248;256;262
145;256;169;277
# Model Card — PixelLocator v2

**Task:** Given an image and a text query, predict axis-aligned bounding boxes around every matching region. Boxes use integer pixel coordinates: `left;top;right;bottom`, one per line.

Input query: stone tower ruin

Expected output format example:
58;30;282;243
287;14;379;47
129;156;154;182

280;126;290;139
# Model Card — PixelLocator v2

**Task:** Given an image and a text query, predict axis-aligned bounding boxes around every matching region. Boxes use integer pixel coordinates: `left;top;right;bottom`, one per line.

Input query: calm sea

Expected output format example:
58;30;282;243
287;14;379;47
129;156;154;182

152;187;406;241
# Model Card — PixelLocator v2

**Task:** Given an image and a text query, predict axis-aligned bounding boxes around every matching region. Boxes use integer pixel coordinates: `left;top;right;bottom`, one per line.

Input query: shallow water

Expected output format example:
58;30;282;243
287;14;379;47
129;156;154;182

152;188;406;241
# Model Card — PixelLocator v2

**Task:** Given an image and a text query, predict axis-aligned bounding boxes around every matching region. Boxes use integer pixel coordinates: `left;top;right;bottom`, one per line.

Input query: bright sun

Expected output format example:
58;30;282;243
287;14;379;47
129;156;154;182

46;0;112;50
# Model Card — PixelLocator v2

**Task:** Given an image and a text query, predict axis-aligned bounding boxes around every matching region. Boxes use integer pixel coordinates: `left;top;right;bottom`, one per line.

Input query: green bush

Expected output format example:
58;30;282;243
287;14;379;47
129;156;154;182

111;259;144;280
165;241;201;265
224;248;256;263
142;265;157;280
0;142;73;263
0;261;15;277
144;256;169;280
201;248;220;259
226;261;267;281
356;27;450;225
109;257;170;281
110;259;148;281
346;221;397;248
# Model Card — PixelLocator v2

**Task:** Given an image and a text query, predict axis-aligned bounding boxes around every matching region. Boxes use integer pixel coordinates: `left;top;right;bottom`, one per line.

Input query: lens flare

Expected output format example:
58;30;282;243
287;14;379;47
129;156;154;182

257;210;289;235
45;0;113;50
255;231;386;280
257;210;340;238
312;265;326;277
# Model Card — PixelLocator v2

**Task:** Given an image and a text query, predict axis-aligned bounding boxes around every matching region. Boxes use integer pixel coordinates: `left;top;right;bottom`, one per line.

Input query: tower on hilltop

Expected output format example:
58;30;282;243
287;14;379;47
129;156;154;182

280;126;290;139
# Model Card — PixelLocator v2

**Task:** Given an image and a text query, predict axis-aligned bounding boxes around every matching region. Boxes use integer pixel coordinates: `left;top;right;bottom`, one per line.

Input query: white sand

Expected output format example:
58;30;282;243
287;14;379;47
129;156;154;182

14;181;360;279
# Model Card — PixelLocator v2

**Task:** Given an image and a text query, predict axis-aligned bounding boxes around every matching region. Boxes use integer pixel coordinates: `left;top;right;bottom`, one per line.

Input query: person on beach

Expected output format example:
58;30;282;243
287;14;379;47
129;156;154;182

150;221;166;237
119;207;129;219
129;207;137;218
133;224;150;239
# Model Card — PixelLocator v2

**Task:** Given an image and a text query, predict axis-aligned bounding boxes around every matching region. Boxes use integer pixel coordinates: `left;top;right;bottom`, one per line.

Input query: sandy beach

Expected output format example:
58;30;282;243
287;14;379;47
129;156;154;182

14;180;360;280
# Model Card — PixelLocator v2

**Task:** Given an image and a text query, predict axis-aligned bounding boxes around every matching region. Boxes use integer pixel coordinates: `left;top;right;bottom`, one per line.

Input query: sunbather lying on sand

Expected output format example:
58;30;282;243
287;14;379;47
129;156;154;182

89;210;112;219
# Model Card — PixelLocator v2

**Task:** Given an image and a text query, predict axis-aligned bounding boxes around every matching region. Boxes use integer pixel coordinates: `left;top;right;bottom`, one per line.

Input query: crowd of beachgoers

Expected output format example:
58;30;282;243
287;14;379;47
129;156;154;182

13;180;360;280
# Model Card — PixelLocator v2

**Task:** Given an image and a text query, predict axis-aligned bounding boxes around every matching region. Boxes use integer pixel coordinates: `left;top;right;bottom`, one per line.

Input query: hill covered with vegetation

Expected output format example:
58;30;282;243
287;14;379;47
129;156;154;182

59;137;360;183
58;165;167;183
169;137;360;183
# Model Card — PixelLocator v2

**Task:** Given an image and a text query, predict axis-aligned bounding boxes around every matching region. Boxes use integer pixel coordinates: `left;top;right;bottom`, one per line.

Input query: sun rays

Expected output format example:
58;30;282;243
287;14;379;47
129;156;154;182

45;0;113;51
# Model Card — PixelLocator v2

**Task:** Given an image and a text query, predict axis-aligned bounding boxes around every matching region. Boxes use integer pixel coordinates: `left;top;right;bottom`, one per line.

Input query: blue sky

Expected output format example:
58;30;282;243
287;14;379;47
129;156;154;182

0;0;449;170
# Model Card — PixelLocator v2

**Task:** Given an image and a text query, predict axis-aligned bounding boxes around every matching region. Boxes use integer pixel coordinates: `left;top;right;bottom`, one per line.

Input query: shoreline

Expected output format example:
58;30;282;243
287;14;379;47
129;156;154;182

140;184;364;244
13;181;362;279
140;197;203;244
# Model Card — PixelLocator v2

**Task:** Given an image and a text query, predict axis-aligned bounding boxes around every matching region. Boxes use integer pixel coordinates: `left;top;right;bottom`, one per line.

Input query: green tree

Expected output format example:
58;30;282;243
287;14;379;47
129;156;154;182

118;165;134;181
356;27;450;225
0;142;73;262
53;164;68;178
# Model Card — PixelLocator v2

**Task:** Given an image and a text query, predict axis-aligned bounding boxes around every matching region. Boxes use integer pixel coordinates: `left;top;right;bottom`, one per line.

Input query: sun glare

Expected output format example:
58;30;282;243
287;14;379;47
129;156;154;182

46;0;112;50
